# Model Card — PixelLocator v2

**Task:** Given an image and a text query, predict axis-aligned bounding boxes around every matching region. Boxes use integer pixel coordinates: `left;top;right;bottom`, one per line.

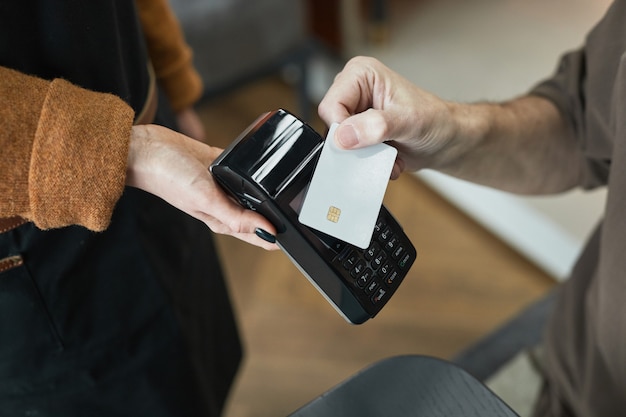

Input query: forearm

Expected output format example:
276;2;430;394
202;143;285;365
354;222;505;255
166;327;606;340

135;0;203;112
434;95;583;194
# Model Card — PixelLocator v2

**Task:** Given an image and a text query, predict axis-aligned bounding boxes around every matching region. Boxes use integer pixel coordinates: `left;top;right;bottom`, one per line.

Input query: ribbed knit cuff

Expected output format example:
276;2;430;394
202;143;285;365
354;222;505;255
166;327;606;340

29;79;134;231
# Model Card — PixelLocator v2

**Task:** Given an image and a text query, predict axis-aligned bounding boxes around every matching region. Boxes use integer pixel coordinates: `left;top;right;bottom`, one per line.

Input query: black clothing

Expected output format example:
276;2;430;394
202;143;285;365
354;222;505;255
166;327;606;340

0;0;149;113
0;2;242;416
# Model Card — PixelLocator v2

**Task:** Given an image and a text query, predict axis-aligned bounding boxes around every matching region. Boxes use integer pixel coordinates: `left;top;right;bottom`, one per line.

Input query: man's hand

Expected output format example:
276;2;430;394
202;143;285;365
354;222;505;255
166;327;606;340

318;56;581;194
318;56;458;179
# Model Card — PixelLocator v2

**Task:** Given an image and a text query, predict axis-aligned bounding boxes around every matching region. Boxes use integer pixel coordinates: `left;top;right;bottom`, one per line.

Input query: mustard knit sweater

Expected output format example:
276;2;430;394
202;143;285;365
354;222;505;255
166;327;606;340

0;0;203;232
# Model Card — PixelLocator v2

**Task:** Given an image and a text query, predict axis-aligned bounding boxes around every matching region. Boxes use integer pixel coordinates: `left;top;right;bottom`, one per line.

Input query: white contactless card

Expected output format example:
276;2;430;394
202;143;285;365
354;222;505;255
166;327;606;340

298;123;397;249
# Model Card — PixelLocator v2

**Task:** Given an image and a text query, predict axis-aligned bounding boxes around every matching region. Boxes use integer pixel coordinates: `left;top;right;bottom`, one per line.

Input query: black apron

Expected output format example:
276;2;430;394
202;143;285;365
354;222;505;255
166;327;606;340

0;2;242;415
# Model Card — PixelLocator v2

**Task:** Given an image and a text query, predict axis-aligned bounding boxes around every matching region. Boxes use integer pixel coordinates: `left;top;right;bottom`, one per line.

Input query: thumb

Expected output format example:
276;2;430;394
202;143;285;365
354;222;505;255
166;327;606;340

333;109;394;149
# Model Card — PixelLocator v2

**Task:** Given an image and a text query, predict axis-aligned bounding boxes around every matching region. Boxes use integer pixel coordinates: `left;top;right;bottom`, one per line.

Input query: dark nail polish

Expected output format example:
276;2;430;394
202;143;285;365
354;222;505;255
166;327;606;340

255;228;276;244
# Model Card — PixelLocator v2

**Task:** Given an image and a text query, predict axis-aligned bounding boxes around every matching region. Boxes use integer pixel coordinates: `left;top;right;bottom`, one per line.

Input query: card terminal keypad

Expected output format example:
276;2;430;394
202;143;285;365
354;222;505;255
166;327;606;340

331;208;415;312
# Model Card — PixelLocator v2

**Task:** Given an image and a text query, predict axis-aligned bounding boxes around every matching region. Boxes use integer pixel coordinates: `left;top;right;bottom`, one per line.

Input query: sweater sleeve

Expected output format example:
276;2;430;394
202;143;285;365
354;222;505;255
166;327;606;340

0;66;134;231
135;0;204;112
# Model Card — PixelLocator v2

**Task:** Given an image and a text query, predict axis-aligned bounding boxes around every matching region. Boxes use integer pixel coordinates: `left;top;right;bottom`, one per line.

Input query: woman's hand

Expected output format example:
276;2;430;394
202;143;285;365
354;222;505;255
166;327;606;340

126;124;278;250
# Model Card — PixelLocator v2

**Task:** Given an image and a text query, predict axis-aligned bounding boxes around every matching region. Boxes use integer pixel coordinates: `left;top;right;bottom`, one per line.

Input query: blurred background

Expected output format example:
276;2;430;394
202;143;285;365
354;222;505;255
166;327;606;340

169;0;612;416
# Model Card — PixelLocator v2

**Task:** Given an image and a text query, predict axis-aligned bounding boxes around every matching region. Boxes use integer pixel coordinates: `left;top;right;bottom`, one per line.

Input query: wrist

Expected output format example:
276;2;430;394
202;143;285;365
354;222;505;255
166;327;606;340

126;124;154;190
430;101;493;170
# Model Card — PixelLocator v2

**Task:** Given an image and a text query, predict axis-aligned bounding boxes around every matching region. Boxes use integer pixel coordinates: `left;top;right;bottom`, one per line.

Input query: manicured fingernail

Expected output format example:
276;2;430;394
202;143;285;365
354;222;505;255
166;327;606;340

336;124;359;148
255;228;276;244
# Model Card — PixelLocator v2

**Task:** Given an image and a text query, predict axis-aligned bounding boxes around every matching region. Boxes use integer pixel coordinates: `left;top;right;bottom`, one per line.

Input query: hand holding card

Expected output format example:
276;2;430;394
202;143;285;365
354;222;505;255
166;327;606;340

298;123;398;248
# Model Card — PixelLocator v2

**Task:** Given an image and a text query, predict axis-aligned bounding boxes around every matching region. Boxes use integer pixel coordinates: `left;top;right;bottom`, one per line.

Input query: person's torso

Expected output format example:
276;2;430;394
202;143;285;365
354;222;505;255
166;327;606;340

0;0;149;112
544;1;626;415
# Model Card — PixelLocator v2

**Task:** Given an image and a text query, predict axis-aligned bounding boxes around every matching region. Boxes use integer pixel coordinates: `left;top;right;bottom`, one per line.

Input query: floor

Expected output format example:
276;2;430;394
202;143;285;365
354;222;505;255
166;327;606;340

194;1;611;416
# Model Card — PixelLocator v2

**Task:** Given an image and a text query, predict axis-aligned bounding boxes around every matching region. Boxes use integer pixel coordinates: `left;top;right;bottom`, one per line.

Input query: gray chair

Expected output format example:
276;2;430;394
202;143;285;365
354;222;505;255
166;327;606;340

287;355;519;417
286;291;556;416
453;290;555;382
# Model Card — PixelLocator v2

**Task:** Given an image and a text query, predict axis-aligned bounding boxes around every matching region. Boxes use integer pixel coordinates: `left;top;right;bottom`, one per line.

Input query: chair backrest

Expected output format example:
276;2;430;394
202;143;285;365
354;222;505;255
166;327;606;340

288;355;519;417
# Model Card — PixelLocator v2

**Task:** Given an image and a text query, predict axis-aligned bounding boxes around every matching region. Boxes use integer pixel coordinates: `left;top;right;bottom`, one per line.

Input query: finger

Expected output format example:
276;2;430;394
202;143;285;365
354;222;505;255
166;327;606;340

319;56;391;127
196;189;277;235
317;87;353;126
208;209;279;251
202;192;280;250
318;64;371;125
233;231;280;251
200;211;278;251
390;160;404;180
232;207;277;237
333;108;393;149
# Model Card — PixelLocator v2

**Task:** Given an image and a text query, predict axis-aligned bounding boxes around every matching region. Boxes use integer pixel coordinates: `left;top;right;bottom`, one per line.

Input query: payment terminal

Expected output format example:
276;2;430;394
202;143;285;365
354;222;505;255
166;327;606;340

210;109;416;324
